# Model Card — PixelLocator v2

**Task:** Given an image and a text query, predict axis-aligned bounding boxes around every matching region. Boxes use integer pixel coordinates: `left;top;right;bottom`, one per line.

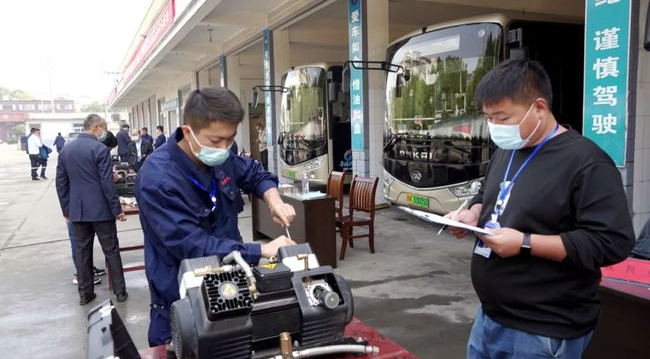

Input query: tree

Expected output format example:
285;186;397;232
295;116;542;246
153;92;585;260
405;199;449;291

0;87;10;100
81;101;106;113
11;124;25;138
9;89;34;100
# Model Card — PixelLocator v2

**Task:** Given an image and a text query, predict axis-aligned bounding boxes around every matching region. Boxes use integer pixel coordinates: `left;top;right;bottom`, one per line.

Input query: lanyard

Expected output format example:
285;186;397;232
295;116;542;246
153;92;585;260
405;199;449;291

493;124;559;217
187;176;218;212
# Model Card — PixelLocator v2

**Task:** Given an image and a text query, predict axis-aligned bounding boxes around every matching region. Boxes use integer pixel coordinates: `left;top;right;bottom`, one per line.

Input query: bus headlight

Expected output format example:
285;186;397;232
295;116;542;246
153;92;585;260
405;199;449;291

450;180;481;197
304;157;323;170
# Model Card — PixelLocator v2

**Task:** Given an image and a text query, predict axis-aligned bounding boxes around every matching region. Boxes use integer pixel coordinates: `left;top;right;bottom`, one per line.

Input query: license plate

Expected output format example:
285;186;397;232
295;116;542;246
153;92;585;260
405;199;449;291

406;193;429;208
283;170;296;180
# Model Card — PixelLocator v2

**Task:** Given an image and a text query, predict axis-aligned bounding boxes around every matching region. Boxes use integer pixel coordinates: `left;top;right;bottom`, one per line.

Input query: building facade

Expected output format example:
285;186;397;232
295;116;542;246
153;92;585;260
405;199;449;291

0;99;75;142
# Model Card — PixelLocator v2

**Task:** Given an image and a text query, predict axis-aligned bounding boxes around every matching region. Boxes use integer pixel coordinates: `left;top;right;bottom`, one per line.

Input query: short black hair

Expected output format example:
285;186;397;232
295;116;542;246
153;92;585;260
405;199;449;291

183;87;244;130
121;123;129;129
156;125;164;132
102;130;118;149
30;128;38;133
142;127;148;131
58;132;61;136
474;59;552;108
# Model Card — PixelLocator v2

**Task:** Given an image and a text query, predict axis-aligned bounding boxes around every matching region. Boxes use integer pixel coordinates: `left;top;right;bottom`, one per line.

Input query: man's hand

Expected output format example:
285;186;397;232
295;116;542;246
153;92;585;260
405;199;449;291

261;235;296;258
270;202;296;227
113;172;121;183
477;228;523;258
445;209;479;238
116;212;127;222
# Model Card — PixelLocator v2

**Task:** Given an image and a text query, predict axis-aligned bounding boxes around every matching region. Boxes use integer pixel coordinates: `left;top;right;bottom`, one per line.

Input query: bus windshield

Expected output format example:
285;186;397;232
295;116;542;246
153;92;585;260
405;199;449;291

384;23;501;188
279;67;328;166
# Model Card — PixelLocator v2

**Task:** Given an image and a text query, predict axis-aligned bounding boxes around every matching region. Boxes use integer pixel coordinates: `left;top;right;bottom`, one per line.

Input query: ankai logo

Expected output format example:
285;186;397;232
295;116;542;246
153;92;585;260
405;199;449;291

410;171;422;182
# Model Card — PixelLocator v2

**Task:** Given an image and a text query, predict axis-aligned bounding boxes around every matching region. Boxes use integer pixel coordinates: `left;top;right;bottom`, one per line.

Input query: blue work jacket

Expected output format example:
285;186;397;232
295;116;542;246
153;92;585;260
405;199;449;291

135;128;277;308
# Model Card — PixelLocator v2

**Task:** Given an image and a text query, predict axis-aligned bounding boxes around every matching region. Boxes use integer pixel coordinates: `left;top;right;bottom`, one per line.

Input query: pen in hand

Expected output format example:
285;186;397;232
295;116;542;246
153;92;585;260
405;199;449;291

437;199;469;236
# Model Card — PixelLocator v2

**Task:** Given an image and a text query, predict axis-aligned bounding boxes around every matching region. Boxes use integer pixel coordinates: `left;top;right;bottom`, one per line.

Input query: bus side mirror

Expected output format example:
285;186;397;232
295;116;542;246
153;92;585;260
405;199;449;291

396;74;403;98
645;4;650;50
328;81;339;103
252;89;260;109
342;66;350;94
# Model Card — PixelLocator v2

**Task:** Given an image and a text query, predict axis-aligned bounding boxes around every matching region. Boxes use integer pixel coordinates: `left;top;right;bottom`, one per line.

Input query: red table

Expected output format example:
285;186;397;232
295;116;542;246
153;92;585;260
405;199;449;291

138;317;419;359
108;203;144;290
583;258;650;359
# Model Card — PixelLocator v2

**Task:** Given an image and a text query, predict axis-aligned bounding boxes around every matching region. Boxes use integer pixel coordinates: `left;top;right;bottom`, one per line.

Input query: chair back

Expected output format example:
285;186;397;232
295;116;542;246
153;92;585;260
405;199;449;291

326;170;346;219
349;175;379;216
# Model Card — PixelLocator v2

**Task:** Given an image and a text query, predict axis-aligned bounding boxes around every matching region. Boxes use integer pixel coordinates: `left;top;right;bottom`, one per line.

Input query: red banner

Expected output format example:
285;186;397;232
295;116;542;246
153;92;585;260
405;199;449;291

601;258;650;285
114;0;175;101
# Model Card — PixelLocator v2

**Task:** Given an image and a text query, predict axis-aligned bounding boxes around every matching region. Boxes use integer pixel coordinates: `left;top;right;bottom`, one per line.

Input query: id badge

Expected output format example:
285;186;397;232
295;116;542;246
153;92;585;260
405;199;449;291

474;219;499;258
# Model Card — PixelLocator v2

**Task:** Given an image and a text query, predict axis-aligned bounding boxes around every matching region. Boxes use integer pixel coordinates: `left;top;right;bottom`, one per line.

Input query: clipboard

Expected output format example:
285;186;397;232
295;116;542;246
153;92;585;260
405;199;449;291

398;206;491;235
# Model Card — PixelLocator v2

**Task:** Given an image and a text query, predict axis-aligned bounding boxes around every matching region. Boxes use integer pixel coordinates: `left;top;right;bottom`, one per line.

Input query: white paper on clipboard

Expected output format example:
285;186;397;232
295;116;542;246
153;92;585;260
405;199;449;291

398;206;491;235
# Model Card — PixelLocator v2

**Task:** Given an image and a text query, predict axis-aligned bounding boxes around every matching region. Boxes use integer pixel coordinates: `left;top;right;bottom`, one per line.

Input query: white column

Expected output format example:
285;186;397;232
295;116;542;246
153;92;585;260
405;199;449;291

269;28;290;174
366;0;389;204
227;55;251;153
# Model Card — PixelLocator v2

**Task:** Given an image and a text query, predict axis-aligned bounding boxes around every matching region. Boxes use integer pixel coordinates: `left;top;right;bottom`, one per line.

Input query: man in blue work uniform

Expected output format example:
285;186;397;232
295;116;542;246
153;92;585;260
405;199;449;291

135;87;296;347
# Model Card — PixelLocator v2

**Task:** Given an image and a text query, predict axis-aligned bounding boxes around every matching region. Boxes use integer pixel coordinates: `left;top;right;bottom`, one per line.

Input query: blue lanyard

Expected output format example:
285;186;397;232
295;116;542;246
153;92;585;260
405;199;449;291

187;176;218;212
494;124;559;217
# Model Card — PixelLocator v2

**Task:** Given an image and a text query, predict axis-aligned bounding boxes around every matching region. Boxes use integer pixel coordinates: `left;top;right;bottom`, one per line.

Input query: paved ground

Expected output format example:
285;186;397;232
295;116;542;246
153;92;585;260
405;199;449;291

0;143;479;359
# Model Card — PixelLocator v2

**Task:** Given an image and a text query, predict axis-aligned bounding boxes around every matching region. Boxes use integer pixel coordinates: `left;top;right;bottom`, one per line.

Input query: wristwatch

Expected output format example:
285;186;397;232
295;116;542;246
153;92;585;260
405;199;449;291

520;233;532;256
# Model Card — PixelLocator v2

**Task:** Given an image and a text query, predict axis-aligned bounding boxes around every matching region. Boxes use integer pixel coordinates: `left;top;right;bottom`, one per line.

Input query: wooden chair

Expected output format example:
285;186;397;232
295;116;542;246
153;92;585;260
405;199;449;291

339;175;379;260
326;170;346;232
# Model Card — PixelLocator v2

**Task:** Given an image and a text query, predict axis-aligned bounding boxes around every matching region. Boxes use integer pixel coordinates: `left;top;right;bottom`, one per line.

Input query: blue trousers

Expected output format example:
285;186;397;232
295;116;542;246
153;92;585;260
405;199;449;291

148;304;171;347
468;307;593;359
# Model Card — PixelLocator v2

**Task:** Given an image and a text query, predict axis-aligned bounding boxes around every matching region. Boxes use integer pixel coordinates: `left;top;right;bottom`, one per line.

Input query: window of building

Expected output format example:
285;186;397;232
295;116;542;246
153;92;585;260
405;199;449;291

72;123;84;133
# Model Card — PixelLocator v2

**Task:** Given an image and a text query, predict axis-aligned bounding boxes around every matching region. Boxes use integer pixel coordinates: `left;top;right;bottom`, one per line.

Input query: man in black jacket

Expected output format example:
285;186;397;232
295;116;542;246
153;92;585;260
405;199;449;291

116;123;130;162
56;114;129;305
154;125;166;149
447;60;635;359
126;128;153;172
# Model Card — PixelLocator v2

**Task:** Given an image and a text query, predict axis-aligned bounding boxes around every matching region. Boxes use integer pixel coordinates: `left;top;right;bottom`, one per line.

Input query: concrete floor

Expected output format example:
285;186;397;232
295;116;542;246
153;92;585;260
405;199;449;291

0;143;479;359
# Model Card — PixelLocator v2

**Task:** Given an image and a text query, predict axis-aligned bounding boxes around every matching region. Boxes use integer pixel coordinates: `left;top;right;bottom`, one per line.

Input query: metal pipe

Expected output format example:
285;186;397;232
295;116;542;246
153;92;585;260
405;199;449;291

267;344;379;359
223;251;258;299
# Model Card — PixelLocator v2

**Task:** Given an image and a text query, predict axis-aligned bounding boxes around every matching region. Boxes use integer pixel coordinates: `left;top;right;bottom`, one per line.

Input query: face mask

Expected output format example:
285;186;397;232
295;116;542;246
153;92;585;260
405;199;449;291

131;136;141;142
186;126;231;167
487;102;541;150
97;129;107;142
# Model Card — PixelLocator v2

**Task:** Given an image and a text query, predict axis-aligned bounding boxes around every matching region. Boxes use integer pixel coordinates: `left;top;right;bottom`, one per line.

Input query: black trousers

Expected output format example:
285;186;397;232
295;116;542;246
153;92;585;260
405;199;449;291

29;154;40;179
260;149;268;171
39;158;47;177
74;220;126;298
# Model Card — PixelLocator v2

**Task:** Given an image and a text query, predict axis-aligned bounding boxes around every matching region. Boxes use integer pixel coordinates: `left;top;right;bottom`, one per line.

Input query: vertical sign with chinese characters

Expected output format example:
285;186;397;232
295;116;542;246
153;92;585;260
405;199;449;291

263;28;274;148
583;0;631;167
348;0;364;151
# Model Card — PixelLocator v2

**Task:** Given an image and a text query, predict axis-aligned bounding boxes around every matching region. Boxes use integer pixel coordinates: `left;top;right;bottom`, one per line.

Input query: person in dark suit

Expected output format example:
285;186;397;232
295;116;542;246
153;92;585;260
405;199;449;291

141;127;153;143
116;123;131;162
54;132;65;152
154;125;167;149
127;129;154;172
56;114;129;305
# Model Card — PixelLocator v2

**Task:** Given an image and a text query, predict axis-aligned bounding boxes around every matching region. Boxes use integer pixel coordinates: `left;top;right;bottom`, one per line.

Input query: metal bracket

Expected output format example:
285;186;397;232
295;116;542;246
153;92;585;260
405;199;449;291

252;85;290;93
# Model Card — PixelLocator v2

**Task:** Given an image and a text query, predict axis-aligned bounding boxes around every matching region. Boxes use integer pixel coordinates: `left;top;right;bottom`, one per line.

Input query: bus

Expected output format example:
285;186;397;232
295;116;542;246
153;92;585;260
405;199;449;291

277;64;350;187
383;13;584;213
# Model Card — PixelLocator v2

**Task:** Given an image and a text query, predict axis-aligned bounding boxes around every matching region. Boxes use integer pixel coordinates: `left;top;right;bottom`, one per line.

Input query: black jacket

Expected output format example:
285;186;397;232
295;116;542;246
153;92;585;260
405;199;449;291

154;134;167;149
127;140;153;172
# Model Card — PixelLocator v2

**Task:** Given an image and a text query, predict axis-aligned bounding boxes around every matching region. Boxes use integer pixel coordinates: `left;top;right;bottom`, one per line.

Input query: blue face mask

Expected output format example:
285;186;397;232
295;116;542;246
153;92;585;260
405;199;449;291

97;129;107;142
187;126;231;167
487;102;541;150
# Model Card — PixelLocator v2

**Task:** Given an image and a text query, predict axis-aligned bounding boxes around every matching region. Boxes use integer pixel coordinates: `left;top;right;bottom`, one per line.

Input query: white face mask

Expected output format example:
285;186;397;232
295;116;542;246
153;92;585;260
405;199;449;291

487;102;541;150
131;135;141;142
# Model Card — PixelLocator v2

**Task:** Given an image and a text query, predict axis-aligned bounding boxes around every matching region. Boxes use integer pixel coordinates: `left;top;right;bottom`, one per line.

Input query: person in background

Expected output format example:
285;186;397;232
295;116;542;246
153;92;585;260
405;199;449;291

141;127;153;143
255;122;268;170
127;129;153;172
27;128;43;181
135;87;296;347
37;142;52;179
56;114;129;305
154;125;166;149
116;123;131;162
54;132;65;153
